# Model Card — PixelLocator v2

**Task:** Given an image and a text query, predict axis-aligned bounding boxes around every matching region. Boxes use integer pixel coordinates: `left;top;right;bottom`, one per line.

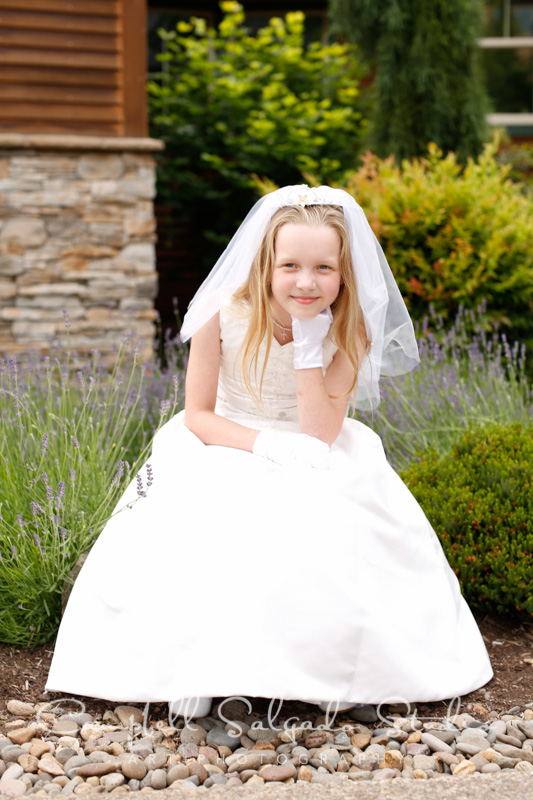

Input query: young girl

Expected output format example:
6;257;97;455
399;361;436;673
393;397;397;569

46;185;493;721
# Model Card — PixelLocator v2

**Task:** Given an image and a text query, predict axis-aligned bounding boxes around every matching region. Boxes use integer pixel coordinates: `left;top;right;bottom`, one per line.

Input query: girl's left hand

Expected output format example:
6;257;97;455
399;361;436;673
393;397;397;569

292;307;333;370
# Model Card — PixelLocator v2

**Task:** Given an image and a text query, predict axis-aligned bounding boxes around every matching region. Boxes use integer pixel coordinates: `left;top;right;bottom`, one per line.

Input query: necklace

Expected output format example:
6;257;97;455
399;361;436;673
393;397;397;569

272;317;292;342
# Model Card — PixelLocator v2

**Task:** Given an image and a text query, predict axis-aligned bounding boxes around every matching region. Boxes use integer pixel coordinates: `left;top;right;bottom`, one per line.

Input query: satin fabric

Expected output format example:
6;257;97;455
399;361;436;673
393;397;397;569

45;303;493;705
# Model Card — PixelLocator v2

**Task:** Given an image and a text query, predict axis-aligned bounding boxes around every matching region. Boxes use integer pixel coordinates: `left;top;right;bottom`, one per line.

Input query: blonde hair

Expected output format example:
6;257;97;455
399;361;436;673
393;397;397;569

231;204;370;406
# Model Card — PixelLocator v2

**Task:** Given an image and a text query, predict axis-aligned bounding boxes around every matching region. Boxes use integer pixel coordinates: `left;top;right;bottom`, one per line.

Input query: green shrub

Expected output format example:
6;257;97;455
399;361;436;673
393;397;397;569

148;1;367;274
335;135;533;347
401;423;533;622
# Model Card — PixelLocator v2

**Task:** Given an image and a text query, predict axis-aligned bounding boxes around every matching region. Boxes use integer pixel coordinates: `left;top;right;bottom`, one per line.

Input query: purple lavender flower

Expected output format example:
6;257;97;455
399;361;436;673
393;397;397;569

10;545;17;556
62;308;71;330
60;528;67;539
136;473;145;497
55;481;66;507
110;460;124;490
71;436;80;449
33;533;45;555
146;463;153;489
40;434;49;455
70;469;76;487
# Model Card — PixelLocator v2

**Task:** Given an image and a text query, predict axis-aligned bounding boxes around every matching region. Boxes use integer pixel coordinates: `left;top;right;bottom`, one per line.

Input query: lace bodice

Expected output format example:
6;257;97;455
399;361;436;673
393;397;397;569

214;301;337;431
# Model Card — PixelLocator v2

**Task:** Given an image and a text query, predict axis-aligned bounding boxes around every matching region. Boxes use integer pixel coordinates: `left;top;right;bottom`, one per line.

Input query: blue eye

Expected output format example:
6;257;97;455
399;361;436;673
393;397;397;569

318;265;331;270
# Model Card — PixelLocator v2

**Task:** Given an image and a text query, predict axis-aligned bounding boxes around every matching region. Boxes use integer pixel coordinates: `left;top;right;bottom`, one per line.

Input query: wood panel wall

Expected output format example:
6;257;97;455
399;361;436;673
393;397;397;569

0;0;147;136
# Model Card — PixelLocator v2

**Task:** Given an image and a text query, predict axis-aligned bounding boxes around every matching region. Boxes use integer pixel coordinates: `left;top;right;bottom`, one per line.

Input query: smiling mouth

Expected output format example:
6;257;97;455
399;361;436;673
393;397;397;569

291;296;319;304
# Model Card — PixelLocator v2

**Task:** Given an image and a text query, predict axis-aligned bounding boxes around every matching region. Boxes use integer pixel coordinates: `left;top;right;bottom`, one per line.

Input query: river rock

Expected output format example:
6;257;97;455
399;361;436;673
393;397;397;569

8;725;40;745
18;753;39;772
52;721;80;737
180;724;206;747
76;762;119;777
114;706;143;728
121;754;147;780
421;733;454;753
30;741;51;759
1;764;24;782
167;763;190;784
6;701;35;718
206;728;240;751
247;727;280;743
493;743;533;763
227;751;277;772
0;778;27;795
100;772;125;791
452;760;476;776
516;761;533;773
413;754;437;772
144;752;168;771
38;756;65;776
406;742;431;756
187;761;208;784
150;768;167;789
259;763;297;781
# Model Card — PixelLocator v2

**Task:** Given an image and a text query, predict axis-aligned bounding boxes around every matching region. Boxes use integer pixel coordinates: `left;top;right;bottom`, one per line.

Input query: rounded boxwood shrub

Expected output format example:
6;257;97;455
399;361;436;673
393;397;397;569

335;136;533;349
401;423;533;621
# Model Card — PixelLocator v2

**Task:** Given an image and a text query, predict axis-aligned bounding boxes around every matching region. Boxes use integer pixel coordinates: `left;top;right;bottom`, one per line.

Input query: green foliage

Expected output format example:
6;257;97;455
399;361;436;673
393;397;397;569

328;0;490;161
400;423;533;621
355;304;533;474
495;137;533;193
336;136;533;346
0;332;183;648
148;1;367;275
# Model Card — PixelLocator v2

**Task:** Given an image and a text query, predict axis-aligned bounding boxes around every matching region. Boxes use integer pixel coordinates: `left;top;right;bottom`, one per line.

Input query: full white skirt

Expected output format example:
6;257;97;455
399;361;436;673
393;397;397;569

46;411;493;705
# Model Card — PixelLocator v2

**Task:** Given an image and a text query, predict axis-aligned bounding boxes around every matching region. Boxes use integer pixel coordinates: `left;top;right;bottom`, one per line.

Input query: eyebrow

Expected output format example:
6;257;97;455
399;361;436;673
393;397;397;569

274;253;339;264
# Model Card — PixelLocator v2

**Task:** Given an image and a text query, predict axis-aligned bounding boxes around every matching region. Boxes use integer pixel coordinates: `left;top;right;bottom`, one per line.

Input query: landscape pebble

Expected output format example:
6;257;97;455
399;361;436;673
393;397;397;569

1;699;533;794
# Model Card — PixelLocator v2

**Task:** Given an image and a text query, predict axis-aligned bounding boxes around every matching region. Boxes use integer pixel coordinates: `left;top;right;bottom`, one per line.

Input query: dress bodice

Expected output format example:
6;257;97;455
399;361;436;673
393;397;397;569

214;301;338;431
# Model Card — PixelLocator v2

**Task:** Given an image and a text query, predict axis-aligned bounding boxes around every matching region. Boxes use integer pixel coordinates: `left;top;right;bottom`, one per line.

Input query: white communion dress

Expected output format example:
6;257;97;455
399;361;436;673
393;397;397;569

46;301;493;706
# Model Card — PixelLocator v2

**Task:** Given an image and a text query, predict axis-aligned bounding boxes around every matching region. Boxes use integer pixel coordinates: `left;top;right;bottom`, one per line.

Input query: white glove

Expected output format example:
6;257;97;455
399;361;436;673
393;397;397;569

292;307;333;370
253;429;331;469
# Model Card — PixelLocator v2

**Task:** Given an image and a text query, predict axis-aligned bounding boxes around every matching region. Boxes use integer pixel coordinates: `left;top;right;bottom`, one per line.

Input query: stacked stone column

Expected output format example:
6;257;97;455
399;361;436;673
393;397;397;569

0;134;164;366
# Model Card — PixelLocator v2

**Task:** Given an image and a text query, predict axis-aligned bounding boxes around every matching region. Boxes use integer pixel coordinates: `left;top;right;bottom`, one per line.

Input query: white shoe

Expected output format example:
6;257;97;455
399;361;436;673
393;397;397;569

318;700;358;713
168;697;213;719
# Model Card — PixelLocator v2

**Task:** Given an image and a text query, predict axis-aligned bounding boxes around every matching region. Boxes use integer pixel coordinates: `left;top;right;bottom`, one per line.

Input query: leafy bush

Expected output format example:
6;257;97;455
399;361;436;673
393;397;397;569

356;303;533;473
495;137;533;193
336;135;533;347
0;326;185;648
400;423;533;622
148;1;367;274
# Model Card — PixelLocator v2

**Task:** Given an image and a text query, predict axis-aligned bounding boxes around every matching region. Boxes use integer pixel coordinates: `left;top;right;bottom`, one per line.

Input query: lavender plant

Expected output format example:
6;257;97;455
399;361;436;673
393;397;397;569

0;319;186;648
357;302;533;473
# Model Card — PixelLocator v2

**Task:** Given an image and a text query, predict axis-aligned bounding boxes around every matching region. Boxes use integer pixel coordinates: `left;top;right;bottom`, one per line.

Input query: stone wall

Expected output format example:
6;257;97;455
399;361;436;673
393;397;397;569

0;134;164;366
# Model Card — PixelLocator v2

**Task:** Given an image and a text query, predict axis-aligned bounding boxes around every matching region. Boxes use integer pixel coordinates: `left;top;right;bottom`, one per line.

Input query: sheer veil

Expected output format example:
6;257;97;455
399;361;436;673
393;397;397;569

180;184;420;409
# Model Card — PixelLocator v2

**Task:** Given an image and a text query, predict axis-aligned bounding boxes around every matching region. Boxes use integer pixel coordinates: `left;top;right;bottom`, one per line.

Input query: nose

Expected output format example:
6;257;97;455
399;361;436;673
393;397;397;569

296;268;316;290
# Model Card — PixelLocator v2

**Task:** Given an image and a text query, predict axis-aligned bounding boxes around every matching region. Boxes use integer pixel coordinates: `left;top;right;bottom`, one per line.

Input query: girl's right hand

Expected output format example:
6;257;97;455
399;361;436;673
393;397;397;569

252;429;331;469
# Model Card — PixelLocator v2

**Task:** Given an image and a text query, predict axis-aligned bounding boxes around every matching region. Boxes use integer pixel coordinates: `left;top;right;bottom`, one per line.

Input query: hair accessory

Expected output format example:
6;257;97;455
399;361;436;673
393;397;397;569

180;184;420;410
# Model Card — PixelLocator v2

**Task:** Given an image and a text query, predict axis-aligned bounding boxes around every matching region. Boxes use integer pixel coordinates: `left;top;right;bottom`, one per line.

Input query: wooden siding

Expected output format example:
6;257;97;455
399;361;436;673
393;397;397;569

0;0;147;136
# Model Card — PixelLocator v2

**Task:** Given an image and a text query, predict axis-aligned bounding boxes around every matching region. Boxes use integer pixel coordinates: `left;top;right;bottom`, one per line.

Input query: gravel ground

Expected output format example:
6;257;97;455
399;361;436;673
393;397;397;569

8;771;529;800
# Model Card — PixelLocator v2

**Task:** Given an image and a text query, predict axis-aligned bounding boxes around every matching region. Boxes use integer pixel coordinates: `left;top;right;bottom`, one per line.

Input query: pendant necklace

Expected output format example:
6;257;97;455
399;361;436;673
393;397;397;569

273;317;292;342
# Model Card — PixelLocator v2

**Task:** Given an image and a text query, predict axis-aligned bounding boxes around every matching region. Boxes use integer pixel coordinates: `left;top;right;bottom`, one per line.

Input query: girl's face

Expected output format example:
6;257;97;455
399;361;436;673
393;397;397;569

269;223;343;326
